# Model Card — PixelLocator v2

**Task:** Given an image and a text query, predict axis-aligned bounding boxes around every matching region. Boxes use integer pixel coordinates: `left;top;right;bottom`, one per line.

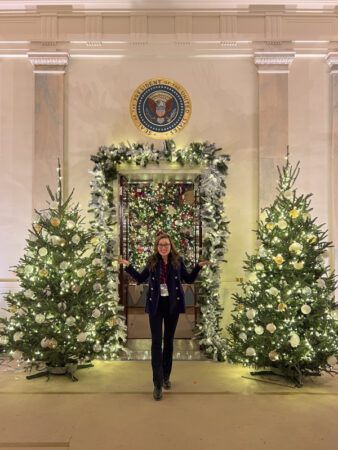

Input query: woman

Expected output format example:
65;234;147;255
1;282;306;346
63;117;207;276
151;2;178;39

119;233;212;401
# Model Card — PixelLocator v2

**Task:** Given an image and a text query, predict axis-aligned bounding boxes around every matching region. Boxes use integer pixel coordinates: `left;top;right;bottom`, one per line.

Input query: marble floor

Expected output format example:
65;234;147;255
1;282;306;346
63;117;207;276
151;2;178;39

0;357;337;450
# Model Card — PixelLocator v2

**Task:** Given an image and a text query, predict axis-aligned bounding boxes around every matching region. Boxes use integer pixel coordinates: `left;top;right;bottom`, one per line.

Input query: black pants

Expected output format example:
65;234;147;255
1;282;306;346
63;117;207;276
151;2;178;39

148;296;179;389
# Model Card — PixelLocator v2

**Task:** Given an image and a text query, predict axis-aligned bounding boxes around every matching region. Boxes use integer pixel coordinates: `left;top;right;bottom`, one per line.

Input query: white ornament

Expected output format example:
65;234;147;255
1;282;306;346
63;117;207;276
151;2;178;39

77;332;87;342
72;235;80;245
266;323;276;333
93;283;102;292
289;334;300;347
24;289;34;299
260;211;268;222
66;220;75;229
255;263;264;271
38;247;48;257
24;265;34;275
293;261;304;270
60;261;69;270
246;309;256;319
13;332;23;341
255;326;264;335
303;286;312;295
92;309;101;319
93;343;102;352
248;273;257;282
92;258;102;266
289;242;303;253
66;316;76;326
12;350;23;361
26;250;34;258
29;233;38;242
316;278;325;288
57;302;67;311
107;280;117;289
277;220;287;230
246;347;256;356
284;190;293;200
301;305;311;315
327;356;337;366
258;246;266;257
268;287;279;296
76;268;86;278
40;338;49;348
35;314;45;324
239;332;247;341
0;336;9;345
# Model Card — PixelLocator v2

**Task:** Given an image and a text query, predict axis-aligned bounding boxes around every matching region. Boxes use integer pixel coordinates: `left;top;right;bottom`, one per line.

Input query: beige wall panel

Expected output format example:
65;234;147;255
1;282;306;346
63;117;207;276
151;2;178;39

102;16;130;36
0;18;40;40
0;59;34;278
58;16;86;41
66;57;258;289
148;16;175;35
192;16;220;35
237;16;265;39
289;58;330;237
283;17;337;41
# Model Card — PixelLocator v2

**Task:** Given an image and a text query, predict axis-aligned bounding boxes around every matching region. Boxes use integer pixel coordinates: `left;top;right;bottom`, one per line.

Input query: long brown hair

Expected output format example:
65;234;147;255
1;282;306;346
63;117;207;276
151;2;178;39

147;233;181;272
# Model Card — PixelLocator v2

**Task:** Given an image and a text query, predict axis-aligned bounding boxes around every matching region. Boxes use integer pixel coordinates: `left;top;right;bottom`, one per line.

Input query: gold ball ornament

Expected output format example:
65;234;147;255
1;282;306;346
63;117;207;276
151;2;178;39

327;356;337;366
277;303;287;312
289;209;300;219
107;317;117;327
72;284;81;295
10;305;18;313
266;222;275;230
50;217;60;227
39;268;48;277
33;224;42;233
48;338;58;349
274;255;284;265
268;351;279;361
96;269;105;279
307;235;317;244
236;303;245;311
91;237;99;245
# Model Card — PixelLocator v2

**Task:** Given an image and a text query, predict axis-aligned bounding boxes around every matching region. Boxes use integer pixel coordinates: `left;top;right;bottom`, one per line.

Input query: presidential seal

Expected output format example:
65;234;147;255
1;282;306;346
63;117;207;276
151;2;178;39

130;78;192;139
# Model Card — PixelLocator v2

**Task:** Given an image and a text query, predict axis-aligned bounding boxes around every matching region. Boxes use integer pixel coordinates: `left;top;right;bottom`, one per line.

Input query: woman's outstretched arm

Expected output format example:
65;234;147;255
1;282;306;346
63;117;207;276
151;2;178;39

117;259;150;284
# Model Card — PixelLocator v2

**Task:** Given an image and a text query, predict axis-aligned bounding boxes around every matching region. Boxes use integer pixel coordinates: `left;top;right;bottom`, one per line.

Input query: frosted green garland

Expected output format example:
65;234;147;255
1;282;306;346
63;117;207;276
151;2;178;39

89;140;230;360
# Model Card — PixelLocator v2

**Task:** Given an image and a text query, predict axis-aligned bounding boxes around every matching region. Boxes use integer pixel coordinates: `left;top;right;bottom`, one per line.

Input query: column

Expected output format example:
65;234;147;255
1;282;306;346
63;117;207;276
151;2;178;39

327;53;338;275
28;52;69;210
254;52;295;210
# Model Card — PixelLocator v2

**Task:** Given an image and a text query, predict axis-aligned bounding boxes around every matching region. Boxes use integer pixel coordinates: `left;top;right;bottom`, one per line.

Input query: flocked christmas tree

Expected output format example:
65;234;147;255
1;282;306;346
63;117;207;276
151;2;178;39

128;181;195;268
227;155;338;386
0;165;126;380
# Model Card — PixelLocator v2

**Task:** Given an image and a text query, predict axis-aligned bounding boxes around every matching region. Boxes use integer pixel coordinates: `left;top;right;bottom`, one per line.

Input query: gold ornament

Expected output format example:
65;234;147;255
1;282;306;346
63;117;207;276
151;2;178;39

307;235;317;244
107;317;117;327
72;284;81;294
10;305;18;313
236;303;245;311
277;302;287;312
50;217;60;227
38;268;48;277
274;255;284;265
96;269;105;279
91;237;99;245
33;224;42;233
266;222;275;230
289;209;300;219
59;238;66;246
48;338;58;349
268;350;279;361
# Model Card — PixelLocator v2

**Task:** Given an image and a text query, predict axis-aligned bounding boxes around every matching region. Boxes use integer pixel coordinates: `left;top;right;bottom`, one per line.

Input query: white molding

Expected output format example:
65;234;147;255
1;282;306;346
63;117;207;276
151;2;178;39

27;51;69;67
254;52;295;66
327;52;338;68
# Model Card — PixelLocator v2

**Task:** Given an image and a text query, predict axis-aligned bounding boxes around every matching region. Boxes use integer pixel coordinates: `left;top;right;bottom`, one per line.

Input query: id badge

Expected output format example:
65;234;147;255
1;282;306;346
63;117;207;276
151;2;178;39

160;283;169;296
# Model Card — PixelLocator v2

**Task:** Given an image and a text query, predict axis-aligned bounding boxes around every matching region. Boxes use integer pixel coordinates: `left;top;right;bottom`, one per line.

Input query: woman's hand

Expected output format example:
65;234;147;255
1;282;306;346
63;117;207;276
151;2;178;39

198;261;213;267
116;258;130;267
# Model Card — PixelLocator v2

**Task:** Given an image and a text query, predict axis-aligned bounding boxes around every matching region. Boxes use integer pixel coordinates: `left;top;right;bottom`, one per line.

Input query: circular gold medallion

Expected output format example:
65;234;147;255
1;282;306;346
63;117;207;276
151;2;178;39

130;78;192;139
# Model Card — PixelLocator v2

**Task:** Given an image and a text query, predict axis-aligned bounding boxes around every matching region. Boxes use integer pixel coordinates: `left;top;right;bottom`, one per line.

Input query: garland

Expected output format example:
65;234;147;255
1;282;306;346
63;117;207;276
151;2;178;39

89;140;230;360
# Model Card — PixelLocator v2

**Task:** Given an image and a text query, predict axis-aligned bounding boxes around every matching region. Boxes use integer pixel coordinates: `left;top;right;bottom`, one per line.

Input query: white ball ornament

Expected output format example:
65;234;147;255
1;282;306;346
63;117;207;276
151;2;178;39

57;302;67;311
92;258;102;266
13;332;23;341
40;337;49;348
76;268;86;278
93;343;102;352
24;289;34;299
301;305;312;315
248;273;257;283
277;220;287;230
246;309;256;320
327;356;337;366
92;309;101;319
255;263;264;271
255;326;264;335
66;220;75;229
293;261;304;270
24;265;34;275
239;332;247;341
316;278;325;288
284;190;293;199
72;234;80;245
268;287;279;296
93;283;102;292
12;350;23;361
266;323;276;334
258;247;266;257
289;242;303;253
77;332;87;342
0;336;9;345
66;316;76;326
38;247;48;257
35;314;45;324
303;286;312;295
246;347;256;356
60;261;69;270
289;334;300;348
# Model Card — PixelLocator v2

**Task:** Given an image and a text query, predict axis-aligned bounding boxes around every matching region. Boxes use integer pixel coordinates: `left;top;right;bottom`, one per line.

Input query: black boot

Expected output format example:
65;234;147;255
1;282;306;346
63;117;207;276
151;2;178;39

153;387;162;401
163;378;171;390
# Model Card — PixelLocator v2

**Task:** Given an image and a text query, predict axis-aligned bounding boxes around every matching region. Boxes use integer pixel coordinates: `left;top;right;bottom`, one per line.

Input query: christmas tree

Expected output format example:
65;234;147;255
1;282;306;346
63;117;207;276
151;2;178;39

128;181;195;268
0;166;126;380
227;157;338;386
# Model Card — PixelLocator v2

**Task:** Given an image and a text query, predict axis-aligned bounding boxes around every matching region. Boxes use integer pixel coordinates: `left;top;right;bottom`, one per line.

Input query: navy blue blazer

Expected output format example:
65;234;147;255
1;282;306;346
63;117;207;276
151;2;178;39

125;256;202;316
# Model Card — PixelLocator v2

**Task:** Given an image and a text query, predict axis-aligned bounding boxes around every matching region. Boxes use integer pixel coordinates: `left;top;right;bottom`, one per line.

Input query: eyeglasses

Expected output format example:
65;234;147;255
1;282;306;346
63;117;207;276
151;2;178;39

158;243;170;248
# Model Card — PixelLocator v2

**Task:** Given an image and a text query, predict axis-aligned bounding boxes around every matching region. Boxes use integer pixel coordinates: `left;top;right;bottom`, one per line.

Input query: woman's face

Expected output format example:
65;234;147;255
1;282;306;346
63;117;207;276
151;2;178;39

157;238;171;258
